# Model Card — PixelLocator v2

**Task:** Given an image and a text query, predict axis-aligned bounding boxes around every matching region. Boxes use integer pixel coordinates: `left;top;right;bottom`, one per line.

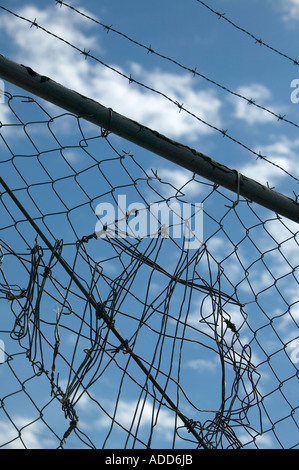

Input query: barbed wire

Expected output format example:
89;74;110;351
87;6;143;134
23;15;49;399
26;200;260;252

1;5;299;185
195;0;299;66
0;92;298;448
53;0;299;133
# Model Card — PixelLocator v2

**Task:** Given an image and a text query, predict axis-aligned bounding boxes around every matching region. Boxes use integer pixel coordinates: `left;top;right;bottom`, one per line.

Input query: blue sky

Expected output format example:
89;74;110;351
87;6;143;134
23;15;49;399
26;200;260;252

0;0;299;450
1;0;299;189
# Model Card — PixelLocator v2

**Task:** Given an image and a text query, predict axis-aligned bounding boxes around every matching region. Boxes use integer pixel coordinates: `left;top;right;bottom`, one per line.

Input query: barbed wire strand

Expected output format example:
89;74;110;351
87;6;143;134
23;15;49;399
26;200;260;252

53;0;299;132
0;5;298;184
195;0;299;66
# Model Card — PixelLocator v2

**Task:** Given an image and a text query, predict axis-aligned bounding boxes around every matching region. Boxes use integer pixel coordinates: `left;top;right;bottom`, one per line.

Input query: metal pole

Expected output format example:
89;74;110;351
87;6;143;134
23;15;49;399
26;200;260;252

0;54;298;223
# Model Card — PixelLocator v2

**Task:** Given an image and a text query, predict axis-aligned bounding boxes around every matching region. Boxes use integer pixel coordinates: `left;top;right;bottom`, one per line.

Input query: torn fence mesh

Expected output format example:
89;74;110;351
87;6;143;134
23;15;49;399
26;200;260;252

0;93;298;449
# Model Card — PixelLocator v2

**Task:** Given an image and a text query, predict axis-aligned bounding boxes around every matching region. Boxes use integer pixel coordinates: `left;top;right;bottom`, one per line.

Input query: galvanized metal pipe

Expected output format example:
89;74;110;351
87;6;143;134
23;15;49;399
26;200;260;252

0;54;298;223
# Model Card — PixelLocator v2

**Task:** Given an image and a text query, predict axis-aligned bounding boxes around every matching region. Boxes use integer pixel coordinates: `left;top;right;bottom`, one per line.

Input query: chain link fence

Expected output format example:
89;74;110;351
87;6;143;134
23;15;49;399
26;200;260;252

0;91;298;449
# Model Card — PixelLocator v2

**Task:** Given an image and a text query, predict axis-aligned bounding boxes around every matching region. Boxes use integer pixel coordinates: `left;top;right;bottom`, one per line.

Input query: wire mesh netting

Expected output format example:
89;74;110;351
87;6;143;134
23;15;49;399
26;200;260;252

0;92;298;449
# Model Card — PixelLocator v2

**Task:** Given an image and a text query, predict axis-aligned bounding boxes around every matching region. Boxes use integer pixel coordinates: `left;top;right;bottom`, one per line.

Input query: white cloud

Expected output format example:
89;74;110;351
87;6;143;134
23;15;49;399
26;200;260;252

150;167;202;198
0;4;222;142
239;136;299;186
0;416;53;449
0;101;11;125
130;63;222;139
277;0;299;22
187;358;218;372
95;397;182;441
239;430;274;449
229;84;278;125
0;79;12;124
3;5;99;58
